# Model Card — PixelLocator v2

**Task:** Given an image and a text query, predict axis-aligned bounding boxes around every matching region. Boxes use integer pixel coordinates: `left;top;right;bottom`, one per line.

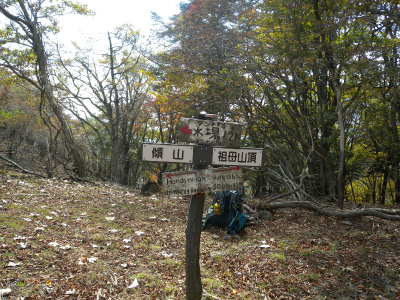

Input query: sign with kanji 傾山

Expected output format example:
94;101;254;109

140;143;194;164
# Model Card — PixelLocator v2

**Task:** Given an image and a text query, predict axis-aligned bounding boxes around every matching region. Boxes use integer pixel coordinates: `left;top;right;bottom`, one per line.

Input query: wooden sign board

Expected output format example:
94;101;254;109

162;167;244;197
212;147;265;167
179;118;242;148
140;143;194;164
140;143;266;167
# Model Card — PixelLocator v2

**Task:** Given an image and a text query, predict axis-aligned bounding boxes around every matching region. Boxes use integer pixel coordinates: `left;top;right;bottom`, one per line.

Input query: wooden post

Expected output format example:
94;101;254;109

185;164;206;300
185;112;213;299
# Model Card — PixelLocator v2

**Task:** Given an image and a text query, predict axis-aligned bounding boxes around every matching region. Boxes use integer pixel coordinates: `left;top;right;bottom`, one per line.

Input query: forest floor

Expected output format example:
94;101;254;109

0;172;400;300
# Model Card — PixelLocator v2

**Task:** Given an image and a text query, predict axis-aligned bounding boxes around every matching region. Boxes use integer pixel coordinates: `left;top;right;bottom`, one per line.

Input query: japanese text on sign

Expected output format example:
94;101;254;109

212;148;264;166
162;167;244;197
141;144;194;164
179;118;242;148
152;147;184;160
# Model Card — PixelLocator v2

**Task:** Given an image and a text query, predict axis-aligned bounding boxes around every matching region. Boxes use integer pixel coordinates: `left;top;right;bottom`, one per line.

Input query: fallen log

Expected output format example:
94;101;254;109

370;207;400;215
0;155;46;178
258;201;400;221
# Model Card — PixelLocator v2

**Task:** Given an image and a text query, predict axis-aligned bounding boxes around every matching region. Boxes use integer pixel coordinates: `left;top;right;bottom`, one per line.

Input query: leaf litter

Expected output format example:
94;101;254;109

0;174;399;299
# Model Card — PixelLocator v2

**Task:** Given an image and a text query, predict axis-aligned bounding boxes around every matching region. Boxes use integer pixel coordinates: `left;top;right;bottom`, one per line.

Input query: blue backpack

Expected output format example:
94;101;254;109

201;190;248;237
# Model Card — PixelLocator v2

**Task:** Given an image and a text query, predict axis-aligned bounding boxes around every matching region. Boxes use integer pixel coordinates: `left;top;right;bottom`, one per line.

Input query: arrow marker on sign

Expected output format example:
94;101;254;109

214;166;241;172
180;125;192;135
166;171;196;179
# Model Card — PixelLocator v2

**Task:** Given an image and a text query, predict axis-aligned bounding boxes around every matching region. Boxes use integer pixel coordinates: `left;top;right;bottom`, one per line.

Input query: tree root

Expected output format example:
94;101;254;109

258;201;400;221
202;289;222;300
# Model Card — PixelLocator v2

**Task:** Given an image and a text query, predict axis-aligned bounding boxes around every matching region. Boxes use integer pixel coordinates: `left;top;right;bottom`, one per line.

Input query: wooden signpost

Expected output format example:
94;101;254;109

139;115;265;300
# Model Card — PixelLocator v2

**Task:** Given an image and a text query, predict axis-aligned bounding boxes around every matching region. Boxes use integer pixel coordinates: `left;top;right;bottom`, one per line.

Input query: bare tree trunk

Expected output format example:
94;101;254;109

1;1;87;177
379;167;389;205
108;33;122;184
122;158;130;185
111;134;121;183
390;100;400;204
332;78;345;209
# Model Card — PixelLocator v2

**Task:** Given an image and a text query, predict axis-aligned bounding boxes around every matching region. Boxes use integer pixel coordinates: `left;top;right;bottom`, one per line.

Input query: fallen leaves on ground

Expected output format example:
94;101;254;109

0;174;399;299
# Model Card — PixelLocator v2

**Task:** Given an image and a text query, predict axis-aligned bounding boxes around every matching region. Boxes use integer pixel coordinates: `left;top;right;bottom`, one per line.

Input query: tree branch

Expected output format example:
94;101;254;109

259;201;400;221
0;155;46;178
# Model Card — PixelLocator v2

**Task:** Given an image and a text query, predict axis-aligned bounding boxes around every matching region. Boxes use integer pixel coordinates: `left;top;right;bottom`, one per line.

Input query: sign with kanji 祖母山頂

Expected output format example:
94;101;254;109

212;147;264;167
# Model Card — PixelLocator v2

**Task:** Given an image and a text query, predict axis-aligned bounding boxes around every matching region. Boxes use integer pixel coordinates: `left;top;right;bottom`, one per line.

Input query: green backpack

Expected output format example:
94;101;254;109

202;190;248;237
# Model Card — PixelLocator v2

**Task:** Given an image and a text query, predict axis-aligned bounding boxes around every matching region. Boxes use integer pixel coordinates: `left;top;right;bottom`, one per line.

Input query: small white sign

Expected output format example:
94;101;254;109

162;167;244;197
212;148;264;167
141;144;193;164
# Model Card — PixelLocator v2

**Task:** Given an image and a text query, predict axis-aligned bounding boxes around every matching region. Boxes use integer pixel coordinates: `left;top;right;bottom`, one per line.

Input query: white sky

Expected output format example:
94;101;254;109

57;0;185;47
